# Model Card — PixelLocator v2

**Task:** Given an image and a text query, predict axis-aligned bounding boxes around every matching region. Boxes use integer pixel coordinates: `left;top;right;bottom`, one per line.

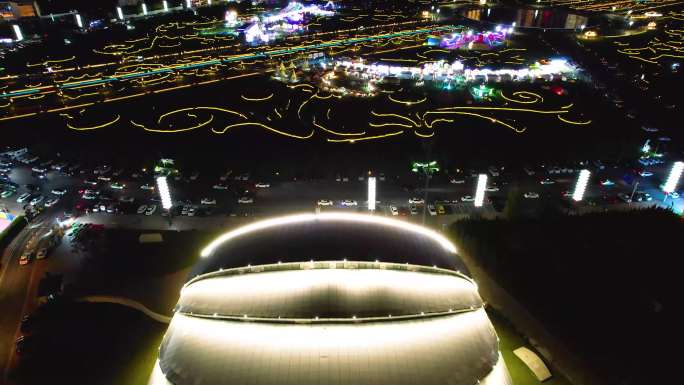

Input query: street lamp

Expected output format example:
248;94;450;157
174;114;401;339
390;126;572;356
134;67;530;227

368;177;376;212
411;161;439;224
474;174;487;207
157;176;173;225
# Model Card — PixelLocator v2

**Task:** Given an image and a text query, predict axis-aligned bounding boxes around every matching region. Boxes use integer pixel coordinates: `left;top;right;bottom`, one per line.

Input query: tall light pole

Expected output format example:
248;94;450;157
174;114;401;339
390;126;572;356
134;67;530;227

411;161;439;224
662;161;683;203
474;174;487;207
116;7;124;20
157;176;173;225
572;169;591;202
12;25;23;41
368;177;376;213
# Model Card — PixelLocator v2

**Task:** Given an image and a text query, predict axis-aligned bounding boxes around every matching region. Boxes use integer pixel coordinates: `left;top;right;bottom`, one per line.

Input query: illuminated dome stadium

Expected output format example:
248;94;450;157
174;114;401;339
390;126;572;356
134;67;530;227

149;213;512;385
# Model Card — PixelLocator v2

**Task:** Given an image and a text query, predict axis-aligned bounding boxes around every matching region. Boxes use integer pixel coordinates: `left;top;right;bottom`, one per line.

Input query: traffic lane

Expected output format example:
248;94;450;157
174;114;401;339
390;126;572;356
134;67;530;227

0;228;38;379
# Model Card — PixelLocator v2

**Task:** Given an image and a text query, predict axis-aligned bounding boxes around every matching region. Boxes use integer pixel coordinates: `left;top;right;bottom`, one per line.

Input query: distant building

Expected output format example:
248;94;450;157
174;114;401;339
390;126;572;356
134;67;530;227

0;1;38;20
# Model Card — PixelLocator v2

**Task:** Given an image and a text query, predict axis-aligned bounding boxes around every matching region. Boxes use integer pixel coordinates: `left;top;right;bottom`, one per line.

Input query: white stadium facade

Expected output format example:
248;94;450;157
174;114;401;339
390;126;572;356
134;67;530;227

148;213;512;385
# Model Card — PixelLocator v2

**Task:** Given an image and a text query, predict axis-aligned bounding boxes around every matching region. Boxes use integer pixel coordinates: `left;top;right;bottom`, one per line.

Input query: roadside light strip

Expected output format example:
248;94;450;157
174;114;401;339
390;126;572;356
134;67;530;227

67;115;120;131
199;213;458;257
573;169;591;202
474;174;487;208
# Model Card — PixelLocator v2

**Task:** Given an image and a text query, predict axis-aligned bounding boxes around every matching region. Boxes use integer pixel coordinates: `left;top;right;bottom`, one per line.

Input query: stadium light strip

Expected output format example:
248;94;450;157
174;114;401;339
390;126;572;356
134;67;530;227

573;169;590;202
474;174;487;207
200;213;458;257
156;176;173;209
663;161;683;194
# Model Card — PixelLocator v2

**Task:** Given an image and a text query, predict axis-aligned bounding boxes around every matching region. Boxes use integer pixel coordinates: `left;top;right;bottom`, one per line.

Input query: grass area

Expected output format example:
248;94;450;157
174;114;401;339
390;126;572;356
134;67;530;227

487;308;573;385
88;229;222;277
13;301;166;385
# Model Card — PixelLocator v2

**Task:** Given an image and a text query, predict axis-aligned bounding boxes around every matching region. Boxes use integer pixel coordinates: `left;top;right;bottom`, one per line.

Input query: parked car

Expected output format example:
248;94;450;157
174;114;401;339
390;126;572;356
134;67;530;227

255;182;270;188
19;252;32;265
44;197;59;207
51;187;67;195
212;184;229;190
390;205;399;216
201;197;216;205
17;192;31;203
427;205;437;216
317;199;334;206
36;248;48;260
524;192;540;199
145;205;157;215
340;199;357;206
29;195;44;206
408;197;424;204
238;197;254;204
461;195;475;202
136;205;148;214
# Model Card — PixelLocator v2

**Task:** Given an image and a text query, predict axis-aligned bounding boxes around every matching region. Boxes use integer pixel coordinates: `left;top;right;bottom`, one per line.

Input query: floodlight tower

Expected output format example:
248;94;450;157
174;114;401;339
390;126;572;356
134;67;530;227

12;25;23;41
368;176;377;212
411;161;439;224
573;169;591;202
157;176;173;225
663;161;683;203
474;174;487;207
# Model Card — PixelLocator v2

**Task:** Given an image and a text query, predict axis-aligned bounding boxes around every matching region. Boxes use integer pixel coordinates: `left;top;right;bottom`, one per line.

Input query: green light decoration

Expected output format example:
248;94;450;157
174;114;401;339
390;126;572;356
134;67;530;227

470;84;496;100
154;158;179;176
411;161;440;174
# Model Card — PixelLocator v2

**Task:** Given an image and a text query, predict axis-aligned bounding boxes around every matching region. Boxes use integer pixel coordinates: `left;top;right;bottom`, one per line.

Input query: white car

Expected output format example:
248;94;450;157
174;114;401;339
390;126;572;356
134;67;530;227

340;199;357;206
213;184;229;190
524;192;540;199
317;199;334;206
44;197;59;207
238;197;254;204
390;205;399;216
119;196;135;203
201;197;216;205
140;183;155;190
408;197;424;204
17;192;31;203
187;207;196;217
638;171;653;177
485;186;499;192
82;193;97;200
427;205;437;216
145;205;157;215
255;182;270;188
540;178;555;185
110;182;125;190
449;178;466;184
461;195;475;202
51;188;67;195
29;195;44;206
600;179;615;186
136;205;148;214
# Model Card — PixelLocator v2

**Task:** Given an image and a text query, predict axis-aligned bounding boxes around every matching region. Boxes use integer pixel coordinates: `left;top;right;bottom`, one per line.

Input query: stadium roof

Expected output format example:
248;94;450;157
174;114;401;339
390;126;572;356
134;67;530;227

191;213;469;278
